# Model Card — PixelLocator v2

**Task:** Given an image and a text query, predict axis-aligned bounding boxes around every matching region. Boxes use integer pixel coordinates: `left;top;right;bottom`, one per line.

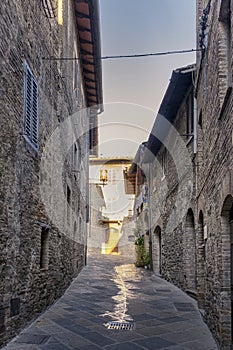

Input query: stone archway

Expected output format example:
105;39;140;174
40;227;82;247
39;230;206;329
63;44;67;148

197;211;205;305
153;226;162;274
220;195;233;348
184;209;197;292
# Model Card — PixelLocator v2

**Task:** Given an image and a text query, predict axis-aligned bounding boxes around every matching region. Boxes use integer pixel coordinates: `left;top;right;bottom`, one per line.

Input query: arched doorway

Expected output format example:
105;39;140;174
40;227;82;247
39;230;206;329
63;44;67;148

73;221;79;272
197;211;205;305
184;209;197;291
153;226;162;274
221;195;233;347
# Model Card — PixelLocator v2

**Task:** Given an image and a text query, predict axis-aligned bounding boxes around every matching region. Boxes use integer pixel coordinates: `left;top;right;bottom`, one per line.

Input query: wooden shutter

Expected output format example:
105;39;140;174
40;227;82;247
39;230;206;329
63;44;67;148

24;61;39;150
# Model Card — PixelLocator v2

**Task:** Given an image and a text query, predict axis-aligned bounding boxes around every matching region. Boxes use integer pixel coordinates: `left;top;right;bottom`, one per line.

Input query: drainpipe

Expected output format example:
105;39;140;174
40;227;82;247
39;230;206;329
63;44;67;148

193;96;198;206
84;107;91;266
148;162;153;270
194;96;199;292
193;97;197;155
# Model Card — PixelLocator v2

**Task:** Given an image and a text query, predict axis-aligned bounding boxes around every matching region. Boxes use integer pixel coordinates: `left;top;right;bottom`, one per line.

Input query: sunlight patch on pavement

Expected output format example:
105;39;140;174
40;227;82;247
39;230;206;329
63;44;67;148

100;264;141;327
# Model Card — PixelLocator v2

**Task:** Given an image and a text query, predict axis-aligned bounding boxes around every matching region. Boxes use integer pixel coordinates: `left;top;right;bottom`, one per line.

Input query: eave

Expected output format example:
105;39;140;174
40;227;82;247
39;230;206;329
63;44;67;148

73;0;103;111
143;64;196;162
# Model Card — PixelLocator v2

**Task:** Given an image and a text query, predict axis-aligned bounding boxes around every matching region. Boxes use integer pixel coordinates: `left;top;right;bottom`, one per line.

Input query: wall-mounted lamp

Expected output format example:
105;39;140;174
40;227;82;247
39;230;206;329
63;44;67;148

100;169;108;186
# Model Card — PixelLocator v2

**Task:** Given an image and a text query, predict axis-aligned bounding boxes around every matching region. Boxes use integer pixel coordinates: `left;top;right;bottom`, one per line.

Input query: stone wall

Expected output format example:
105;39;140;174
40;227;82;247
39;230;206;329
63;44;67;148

0;0;89;345
88;184;106;254
196;0;233;348
119;215;136;258
149;83;197;292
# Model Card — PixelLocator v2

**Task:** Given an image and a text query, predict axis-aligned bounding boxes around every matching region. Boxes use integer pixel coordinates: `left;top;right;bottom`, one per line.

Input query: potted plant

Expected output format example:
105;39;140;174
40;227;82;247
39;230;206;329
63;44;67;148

135;235;151;268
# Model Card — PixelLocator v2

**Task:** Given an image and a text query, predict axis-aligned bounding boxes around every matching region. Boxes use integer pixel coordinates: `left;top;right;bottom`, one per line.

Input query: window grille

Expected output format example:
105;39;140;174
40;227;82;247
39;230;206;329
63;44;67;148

23;61;39;150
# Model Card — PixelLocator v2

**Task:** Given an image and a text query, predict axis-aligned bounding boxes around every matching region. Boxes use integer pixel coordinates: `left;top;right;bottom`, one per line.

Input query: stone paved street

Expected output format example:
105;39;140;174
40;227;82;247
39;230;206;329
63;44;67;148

1;254;219;350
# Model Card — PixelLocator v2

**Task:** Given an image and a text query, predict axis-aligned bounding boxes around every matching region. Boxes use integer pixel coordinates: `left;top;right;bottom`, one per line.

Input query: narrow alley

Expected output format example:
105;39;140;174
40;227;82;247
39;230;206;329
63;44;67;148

1;0;233;349
2;254;218;350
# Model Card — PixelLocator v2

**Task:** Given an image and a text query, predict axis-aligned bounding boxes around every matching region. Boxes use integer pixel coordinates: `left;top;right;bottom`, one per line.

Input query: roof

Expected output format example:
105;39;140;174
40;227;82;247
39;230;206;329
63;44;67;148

74;0;103;110
127;142;147;175
90;157;133;165
142;64;196;162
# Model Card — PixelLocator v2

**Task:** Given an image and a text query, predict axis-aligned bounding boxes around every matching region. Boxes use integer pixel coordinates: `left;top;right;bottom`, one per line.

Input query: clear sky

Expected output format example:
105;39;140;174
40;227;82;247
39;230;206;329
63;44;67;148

98;0;196;157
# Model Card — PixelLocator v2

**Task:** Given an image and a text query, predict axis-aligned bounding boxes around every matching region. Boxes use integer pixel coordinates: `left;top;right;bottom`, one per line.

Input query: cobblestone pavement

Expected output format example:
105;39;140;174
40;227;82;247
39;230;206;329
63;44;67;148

2;254;219;350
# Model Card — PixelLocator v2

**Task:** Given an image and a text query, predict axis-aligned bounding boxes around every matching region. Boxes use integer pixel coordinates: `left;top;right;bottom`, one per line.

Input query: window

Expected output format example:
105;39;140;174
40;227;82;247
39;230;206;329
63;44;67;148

79;217;82;236
198;110;203;128
73;51;79;99
186;91;194;138
67;185;71;225
73;143;79;178
40;228;49;269
73;221;77;241
23;61;39;151
89;113;98;156
74;143;77;166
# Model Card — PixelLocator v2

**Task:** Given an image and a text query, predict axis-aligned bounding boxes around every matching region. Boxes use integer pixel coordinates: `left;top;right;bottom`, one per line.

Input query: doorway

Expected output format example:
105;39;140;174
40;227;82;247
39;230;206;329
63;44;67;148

184;209;196;291
230;205;233;343
221;195;233;347
154;226;162;274
197;211;205;305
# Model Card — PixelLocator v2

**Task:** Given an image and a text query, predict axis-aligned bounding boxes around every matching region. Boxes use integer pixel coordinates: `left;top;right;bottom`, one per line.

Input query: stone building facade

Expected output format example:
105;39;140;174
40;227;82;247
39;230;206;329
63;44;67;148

130;65;197;281
145;65;197;291
87;183;107;254
129;0;233;347
0;0;102;346
195;0;233;348
89;157;135;255
125;143;151;254
119;213;136;257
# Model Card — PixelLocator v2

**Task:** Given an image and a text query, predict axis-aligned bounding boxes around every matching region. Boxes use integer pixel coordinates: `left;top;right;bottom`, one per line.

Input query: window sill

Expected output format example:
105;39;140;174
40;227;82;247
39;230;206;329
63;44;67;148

23;134;39;156
40;267;49;271
186;135;194;146
161;175;166;182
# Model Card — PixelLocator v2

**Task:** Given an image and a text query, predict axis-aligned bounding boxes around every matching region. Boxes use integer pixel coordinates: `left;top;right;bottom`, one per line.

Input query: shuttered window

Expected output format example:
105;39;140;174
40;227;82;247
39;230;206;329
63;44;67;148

23;61;39;150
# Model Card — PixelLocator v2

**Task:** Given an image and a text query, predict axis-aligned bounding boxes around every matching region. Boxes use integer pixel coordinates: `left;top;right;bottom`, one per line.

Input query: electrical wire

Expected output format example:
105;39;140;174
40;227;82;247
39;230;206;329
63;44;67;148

101;48;201;60
42;48;202;61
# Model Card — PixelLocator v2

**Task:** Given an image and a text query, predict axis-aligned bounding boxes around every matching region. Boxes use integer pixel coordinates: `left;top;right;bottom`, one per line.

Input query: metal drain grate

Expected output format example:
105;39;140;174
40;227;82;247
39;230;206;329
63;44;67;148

107;321;134;330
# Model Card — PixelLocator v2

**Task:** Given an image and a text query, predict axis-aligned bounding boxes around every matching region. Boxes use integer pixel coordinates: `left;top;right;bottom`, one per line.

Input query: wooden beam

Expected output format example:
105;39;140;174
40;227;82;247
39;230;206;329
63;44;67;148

82;58;94;65
86;91;97;98
83;67;95;75
79;38;93;45
80;48;93;56
84;77;97;83
77;26;91;33
75;11;90;19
